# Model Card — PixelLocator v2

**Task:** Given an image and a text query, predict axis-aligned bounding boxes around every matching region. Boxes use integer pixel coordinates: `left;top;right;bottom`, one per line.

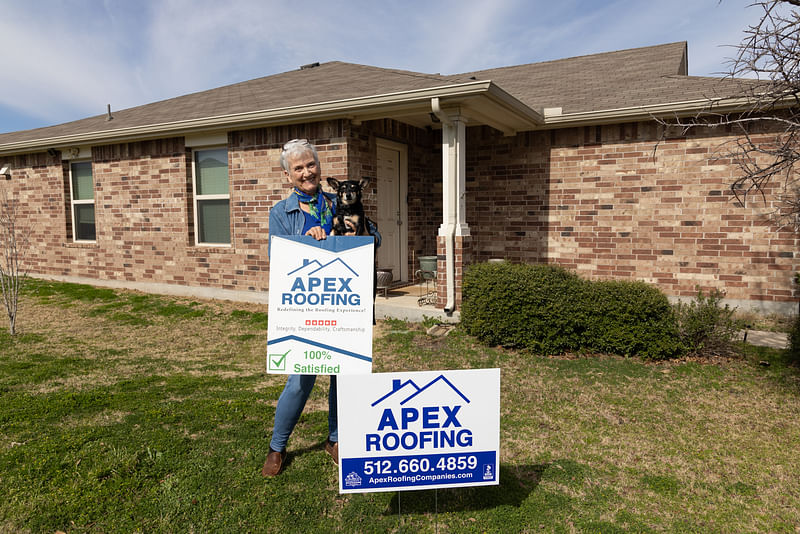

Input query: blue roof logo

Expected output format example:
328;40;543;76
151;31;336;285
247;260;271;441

372;375;471;407
288;257;359;277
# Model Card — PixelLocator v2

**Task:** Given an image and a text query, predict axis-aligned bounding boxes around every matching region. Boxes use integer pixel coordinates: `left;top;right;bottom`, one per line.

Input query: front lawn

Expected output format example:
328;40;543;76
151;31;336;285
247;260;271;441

1;279;799;533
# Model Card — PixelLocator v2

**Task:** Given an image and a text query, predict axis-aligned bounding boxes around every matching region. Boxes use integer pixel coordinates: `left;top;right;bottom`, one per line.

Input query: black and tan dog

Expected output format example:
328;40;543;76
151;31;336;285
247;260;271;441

327;176;379;324
326;177;371;236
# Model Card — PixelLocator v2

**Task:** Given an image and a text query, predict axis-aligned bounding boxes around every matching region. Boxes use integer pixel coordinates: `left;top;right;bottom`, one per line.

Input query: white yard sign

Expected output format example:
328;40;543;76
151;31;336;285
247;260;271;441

337;369;500;493
267;235;374;375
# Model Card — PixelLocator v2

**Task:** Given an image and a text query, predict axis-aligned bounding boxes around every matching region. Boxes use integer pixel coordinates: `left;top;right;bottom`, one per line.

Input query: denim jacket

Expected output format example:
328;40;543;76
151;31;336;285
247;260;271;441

269;191;381;256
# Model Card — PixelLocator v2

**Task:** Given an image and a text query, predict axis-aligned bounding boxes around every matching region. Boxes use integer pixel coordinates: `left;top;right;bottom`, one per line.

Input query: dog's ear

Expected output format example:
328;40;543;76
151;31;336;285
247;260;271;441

359;176;371;189
326;177;340;190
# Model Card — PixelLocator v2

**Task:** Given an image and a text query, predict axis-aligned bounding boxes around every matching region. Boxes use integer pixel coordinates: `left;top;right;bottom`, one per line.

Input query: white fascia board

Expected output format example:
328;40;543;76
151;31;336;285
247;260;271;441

539;96;775;128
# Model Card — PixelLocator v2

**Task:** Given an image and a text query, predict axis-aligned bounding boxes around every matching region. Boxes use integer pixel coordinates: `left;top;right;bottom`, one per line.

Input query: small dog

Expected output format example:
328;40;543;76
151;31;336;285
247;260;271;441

327;177;371;236
327;176;378;324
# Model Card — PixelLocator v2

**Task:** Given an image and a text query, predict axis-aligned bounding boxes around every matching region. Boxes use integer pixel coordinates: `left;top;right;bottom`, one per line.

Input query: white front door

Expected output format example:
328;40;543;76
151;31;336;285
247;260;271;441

376;140;408;281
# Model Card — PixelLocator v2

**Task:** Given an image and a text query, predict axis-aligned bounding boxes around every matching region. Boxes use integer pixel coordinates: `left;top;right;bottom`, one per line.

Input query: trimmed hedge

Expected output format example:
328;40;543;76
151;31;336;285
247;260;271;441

583;280;684;359
460;262;586;355
461;262;685;360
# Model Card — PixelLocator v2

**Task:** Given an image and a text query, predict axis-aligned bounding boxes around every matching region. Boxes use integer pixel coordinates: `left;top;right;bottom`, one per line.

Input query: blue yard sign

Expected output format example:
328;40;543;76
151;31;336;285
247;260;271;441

337;369;501;493
267;235;374;375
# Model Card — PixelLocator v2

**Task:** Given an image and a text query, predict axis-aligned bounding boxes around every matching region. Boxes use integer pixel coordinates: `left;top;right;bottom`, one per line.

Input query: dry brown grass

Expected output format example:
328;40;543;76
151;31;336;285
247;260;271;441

11;289;277;392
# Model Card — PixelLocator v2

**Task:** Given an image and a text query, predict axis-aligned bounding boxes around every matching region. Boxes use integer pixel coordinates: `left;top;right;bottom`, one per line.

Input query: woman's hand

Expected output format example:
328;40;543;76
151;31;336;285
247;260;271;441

305;226;327;240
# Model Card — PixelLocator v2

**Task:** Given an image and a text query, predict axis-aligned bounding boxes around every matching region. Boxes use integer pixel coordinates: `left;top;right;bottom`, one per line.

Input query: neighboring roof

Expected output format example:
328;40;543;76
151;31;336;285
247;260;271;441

0;41;765;154
463;41;758;118
461;41;690;113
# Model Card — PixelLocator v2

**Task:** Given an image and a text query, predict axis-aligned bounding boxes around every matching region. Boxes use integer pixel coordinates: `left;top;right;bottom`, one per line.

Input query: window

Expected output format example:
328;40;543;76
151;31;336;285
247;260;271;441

69;161;96;241
192;148;230;245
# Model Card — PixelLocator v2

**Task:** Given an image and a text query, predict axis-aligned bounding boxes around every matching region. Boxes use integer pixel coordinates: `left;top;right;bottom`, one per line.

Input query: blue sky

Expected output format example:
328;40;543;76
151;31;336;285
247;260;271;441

0;0;776;134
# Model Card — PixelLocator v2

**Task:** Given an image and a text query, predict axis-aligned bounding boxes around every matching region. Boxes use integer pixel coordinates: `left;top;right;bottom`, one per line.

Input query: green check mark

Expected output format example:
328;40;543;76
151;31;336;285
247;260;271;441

269;350;290;371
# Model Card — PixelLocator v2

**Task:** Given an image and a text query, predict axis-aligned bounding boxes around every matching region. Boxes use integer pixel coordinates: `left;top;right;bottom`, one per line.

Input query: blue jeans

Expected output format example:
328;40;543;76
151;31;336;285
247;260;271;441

270;374;337;452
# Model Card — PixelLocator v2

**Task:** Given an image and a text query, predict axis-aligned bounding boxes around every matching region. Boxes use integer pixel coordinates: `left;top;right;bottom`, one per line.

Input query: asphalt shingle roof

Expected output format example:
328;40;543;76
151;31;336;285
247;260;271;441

0;41;760;147
0;63;465;146
461;41;750;113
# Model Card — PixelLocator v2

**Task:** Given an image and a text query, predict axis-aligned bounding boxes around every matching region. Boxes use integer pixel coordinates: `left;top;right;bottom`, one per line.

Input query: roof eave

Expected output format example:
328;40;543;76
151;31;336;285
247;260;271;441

0;81;543;156
540;95;789;128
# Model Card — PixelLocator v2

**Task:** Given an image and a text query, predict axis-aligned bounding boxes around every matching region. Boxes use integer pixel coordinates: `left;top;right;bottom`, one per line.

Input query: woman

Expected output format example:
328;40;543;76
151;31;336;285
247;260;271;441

262;139;378;477
268;139;335;242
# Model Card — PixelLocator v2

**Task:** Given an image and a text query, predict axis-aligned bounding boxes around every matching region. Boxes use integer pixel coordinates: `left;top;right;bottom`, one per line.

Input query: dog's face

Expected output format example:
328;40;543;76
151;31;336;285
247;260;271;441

327;177;370;207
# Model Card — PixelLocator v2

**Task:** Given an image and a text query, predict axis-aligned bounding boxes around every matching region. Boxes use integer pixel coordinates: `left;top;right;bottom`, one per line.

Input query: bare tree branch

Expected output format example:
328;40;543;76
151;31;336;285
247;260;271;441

0;184;33;335
656;0;800;229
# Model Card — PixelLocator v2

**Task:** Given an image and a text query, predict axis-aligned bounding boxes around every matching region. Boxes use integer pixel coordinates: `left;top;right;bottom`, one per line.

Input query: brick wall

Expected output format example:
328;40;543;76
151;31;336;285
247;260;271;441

7;122;350;296
349;120;440;280
466;123;800;310
5;116;798;312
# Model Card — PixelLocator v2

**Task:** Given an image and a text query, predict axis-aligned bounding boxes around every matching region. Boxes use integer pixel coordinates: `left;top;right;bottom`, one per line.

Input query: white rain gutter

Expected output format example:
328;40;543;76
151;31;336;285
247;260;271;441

431;97;456;314
0;80;523;156
539;96;775;128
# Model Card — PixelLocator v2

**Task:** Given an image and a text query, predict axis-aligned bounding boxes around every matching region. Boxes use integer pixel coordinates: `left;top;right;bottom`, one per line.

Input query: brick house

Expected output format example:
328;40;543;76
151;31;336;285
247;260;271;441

1;42;797;314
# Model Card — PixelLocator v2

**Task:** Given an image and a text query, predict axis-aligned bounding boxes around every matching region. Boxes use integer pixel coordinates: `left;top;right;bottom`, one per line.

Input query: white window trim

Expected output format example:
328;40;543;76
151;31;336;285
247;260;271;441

191;147;231;247
68;159;96;243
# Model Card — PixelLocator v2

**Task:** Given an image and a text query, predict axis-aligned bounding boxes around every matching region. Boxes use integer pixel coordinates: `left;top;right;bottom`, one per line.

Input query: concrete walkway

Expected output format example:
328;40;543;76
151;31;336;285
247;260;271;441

741;330;788;349
374;283;457;323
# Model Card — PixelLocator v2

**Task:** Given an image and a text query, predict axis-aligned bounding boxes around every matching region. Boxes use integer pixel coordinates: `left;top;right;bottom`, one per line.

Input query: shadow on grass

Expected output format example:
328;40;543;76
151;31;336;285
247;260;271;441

278;440;331;472
384;463;546;515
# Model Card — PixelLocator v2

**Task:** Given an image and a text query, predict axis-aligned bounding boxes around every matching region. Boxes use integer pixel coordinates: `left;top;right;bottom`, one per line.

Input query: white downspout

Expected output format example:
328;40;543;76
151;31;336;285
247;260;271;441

431;97;457;314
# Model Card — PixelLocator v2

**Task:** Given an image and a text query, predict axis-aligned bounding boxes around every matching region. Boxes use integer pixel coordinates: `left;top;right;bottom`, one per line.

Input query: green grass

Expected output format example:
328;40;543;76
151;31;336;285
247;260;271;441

1;279;799;532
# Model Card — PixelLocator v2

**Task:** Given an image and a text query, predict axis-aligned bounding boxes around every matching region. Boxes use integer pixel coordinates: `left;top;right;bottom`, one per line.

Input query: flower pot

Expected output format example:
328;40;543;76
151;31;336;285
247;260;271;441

418;256;437;280
376;269;393;289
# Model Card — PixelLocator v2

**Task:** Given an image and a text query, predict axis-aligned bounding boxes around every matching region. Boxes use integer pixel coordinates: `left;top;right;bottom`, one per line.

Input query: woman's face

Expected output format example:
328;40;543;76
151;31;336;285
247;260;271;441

284;149;321;195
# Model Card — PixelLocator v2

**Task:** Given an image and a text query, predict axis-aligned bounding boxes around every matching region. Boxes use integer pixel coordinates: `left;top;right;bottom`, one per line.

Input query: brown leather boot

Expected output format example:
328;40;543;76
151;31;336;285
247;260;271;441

261;449;287;477
324;440;339;465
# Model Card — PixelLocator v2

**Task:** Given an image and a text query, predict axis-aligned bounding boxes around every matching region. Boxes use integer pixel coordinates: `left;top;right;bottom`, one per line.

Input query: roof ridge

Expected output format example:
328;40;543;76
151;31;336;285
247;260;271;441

319;60;467;84
457;41;688;76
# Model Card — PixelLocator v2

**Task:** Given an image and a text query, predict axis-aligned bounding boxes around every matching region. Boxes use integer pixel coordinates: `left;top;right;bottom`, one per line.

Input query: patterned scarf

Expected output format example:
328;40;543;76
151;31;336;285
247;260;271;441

293;187;334;232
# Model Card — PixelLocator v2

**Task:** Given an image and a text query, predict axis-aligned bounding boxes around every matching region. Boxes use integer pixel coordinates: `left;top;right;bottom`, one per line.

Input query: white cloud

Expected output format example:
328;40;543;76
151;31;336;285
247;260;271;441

0;0;788;133
400;0;520;74
133;0;358;98
0;1;151;123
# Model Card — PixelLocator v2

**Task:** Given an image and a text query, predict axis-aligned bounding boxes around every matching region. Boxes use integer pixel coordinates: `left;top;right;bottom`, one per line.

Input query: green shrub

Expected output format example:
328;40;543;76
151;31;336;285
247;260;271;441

461;262;684;359
461;262;586;355
584;280;684;360
674;288;738;356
